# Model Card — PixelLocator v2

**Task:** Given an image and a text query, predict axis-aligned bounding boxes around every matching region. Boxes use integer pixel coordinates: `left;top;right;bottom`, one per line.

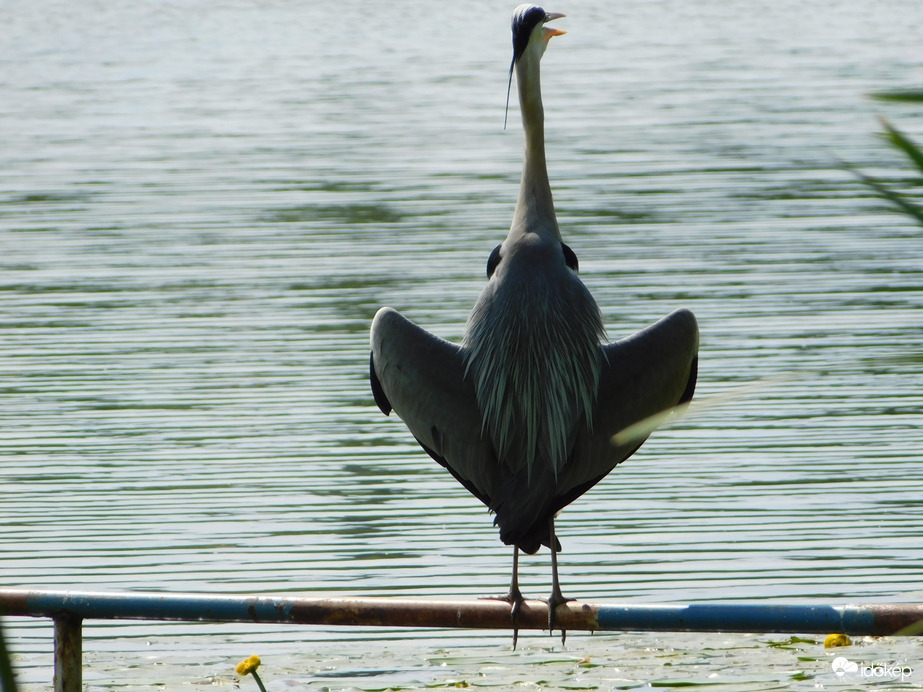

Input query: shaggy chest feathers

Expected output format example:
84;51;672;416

463;240;605;482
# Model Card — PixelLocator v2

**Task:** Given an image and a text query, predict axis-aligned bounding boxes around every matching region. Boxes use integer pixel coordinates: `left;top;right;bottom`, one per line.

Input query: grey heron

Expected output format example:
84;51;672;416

369;4;698;644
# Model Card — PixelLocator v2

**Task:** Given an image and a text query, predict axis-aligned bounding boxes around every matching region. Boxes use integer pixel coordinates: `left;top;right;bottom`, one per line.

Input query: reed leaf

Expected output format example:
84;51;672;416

880;118;923;177
870;89;923;103
854;168;923;225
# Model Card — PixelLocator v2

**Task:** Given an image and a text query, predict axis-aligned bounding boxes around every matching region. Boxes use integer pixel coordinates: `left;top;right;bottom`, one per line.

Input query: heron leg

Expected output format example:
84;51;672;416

479;546;525;648
508;547;524;649
547;516;572;644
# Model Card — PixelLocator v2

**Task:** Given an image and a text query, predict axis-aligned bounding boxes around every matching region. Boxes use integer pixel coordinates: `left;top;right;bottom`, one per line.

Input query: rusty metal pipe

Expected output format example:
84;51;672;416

3;589;921;690
2;589;922;636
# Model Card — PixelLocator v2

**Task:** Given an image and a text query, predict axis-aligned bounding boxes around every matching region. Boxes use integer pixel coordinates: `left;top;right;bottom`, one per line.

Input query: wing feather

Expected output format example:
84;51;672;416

555;308;700;504
370;307;499;505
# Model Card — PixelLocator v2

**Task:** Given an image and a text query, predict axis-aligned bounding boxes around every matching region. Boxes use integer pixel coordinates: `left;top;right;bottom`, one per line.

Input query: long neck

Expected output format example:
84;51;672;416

511;53;560;241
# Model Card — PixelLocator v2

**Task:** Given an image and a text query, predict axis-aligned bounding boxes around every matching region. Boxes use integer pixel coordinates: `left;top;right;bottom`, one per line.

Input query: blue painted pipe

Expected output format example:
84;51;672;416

594;603;912;635
1;589;922;635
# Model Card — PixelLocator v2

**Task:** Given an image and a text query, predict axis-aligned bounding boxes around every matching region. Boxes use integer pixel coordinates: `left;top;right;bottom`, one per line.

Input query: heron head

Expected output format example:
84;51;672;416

511;5;566;65
505;5;566;128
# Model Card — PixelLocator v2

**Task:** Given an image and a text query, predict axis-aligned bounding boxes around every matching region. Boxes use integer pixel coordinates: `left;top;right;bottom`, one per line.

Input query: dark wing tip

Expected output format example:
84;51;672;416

679;354;698;406
369;351;392;415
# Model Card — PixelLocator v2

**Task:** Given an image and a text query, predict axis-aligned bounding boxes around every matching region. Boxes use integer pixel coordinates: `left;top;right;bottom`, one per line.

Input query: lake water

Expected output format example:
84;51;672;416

2;0;922;689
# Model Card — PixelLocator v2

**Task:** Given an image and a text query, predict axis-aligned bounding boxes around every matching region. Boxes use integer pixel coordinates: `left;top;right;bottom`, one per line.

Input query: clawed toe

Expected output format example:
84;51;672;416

480;583;526;648
547;588;573;644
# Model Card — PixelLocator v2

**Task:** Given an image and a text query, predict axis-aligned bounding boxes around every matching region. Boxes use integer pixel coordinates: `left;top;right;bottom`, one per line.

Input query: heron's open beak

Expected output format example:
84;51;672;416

543;12;566;38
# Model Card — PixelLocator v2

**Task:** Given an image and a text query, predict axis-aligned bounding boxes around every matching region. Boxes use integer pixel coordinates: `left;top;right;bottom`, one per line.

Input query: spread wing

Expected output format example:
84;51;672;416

369;305;698;552
554;307;700;507
369;307;499;506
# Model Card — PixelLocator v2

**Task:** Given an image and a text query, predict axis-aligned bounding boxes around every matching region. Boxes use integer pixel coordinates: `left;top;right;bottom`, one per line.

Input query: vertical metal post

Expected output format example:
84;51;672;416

53;615;82;692
1;618;20;692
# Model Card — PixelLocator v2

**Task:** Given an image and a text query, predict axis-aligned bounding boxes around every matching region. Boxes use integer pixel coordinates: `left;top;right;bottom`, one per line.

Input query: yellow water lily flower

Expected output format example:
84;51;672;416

236;655;261;675
824;633;851;648
235;655;267;692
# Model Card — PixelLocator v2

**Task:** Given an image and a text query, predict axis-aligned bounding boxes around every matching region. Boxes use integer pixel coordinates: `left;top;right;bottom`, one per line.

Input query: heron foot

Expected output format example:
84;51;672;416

547;586;574;645
480;585;526;648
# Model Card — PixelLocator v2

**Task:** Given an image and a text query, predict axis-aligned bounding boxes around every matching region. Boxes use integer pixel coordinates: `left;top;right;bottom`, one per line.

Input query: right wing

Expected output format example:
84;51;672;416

555;307;700;506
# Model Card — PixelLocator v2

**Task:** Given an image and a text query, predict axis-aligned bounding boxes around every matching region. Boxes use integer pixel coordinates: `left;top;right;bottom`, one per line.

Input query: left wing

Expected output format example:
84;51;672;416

370;307;499;506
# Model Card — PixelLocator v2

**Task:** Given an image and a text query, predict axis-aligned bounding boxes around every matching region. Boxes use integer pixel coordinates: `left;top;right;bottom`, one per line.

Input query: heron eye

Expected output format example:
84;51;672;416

561;242;578;272
487;244;502;278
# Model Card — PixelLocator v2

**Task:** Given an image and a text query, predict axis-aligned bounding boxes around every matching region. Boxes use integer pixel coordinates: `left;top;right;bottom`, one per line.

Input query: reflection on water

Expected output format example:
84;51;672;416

2;0;922;688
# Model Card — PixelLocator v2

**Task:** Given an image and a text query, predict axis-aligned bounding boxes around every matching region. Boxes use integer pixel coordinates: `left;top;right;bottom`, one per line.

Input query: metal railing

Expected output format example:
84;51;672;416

2;589;922;692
